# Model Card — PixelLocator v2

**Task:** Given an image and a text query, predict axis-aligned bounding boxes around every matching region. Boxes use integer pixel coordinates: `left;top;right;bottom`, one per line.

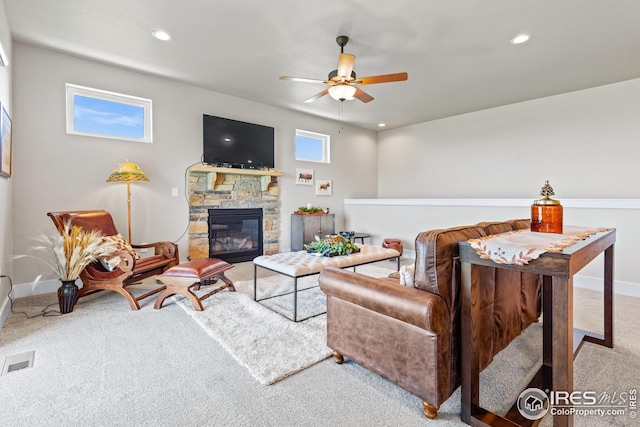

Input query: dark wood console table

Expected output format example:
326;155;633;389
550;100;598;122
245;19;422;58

459;229;615;427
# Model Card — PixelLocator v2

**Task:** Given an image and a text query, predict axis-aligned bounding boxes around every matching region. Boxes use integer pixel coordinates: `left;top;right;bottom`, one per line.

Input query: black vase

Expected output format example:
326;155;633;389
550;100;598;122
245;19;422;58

57;279;79;314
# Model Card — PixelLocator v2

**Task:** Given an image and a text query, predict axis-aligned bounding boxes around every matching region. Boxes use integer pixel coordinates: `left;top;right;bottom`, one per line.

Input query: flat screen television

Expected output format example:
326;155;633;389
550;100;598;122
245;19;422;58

203;114;275;169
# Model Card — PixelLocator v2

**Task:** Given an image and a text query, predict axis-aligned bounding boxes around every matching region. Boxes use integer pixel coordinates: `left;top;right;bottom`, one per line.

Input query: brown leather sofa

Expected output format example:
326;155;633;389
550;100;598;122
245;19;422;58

318;219;541;419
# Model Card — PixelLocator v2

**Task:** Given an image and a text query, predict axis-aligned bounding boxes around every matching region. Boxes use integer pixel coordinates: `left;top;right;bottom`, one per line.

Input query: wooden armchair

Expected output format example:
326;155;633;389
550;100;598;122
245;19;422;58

47;210;180;310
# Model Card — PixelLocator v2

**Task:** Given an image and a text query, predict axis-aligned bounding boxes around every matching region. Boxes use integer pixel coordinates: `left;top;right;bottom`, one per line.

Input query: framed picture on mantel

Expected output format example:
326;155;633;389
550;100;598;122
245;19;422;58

0;103;12;178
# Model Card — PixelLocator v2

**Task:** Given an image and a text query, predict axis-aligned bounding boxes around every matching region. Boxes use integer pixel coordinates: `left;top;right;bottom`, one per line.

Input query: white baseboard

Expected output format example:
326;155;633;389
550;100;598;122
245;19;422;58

10;279;61;299
573;275;640;298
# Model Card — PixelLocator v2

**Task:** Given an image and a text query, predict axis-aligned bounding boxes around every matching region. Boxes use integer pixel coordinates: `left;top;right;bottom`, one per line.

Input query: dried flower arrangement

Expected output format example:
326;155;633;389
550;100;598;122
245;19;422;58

17;221;119;281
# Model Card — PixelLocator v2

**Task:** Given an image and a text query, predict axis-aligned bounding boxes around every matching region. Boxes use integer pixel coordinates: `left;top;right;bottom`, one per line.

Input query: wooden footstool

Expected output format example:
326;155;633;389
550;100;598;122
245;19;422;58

154;259;235;311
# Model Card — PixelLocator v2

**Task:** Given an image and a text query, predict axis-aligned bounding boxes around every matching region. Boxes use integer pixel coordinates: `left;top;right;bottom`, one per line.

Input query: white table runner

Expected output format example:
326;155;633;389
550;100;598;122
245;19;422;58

468;225;613;266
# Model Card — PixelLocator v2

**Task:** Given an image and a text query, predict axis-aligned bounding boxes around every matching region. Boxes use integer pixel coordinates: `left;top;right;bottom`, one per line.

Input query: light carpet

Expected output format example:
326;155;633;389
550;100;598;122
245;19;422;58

175;264;394;385
1;269;638;425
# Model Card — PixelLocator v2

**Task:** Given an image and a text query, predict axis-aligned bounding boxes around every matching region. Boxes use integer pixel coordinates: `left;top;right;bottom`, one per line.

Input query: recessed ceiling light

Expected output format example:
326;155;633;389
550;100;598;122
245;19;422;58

152;30;171;41
510;33;531;45
378;123;386;127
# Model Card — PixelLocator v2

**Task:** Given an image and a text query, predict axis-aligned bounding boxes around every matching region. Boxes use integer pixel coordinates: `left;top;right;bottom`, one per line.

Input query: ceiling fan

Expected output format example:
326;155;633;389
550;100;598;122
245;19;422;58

280;35;408;103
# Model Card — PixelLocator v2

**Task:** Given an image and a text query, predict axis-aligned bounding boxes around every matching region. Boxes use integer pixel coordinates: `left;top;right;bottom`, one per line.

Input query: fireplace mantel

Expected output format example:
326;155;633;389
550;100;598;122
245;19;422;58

189;165;284;176
189;165;284;194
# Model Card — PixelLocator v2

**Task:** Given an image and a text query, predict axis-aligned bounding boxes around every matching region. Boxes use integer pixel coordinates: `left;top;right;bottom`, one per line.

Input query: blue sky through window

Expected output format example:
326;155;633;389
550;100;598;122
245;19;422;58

73;95;145;139
296;135;323;161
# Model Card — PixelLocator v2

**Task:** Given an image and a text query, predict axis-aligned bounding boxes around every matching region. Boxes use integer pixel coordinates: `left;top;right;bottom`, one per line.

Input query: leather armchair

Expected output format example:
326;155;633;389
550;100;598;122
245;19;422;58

47;210;179;310
319;220;541;419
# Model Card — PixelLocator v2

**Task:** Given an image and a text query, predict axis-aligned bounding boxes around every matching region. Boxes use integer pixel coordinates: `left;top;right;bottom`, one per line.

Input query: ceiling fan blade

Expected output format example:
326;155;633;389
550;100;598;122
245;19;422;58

353;87;374;103
336;53;355;81
304;88;330;103
280;76;328;84
355;72;408;85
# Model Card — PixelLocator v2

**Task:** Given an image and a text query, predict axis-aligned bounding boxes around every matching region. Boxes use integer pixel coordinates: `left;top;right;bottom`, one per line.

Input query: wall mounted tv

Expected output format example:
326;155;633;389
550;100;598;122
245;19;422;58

203;114;275;169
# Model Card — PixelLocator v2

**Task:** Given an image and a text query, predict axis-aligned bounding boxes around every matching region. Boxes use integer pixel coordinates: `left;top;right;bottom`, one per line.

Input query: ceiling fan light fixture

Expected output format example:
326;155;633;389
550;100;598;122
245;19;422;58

328;84;357;101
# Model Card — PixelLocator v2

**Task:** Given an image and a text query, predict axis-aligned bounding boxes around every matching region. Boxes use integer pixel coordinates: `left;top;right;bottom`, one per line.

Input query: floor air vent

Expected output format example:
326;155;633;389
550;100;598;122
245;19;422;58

1;351;35;375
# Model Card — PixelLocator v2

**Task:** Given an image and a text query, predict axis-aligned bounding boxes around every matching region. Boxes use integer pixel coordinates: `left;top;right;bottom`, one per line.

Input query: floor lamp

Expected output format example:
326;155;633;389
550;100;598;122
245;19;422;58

106;161;149;243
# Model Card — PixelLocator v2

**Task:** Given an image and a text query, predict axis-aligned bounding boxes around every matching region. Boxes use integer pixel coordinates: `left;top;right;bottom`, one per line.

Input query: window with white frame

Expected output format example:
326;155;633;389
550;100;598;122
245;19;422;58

65;84;153;143
295;129;330;163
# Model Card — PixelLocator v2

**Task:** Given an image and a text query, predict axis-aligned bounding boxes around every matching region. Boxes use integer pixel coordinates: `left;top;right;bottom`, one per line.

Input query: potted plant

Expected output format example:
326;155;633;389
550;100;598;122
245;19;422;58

18;221;119;314
304;235;360;257
294;205;325;215
304;237;331;255
325;240;360;256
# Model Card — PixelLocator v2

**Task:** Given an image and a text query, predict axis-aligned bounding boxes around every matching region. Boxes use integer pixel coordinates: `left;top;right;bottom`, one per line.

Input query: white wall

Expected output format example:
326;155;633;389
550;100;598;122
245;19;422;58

10;42;378;285
377;78;640;199
0;0;13;325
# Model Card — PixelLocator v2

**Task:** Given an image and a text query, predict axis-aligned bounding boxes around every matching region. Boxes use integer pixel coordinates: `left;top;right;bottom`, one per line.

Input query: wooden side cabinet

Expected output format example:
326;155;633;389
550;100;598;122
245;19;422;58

290;214;335;251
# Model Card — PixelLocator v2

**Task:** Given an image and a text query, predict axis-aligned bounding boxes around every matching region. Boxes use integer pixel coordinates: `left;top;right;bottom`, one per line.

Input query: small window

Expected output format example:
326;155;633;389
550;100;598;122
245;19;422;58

295;129;330;163
65;84;152;143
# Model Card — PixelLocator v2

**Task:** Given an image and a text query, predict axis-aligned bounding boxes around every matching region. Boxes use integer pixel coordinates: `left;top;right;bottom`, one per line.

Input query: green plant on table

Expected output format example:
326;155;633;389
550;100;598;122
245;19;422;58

304;236;359;256
297;206;324;213
325;240;360;256
304;236;330;253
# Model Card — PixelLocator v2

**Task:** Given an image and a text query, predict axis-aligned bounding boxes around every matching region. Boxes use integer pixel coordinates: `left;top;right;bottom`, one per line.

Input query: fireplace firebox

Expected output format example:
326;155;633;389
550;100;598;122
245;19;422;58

208;208;263;263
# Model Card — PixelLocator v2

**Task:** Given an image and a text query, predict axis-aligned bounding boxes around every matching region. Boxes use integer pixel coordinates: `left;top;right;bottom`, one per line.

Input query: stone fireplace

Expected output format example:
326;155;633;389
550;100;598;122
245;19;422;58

188;165;283;261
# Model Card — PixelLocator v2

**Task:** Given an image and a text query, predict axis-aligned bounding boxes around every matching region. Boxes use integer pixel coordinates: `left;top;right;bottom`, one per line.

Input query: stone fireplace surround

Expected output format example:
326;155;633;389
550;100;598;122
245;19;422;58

188;165;284;261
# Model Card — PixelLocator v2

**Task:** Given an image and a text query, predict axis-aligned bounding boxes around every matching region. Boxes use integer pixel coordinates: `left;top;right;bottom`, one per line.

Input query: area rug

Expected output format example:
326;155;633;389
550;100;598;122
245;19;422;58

176;264;395;385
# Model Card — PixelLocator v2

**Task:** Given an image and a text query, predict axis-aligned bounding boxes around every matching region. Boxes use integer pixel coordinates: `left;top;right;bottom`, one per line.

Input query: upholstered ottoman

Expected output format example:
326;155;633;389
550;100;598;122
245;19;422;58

154;258;235;311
